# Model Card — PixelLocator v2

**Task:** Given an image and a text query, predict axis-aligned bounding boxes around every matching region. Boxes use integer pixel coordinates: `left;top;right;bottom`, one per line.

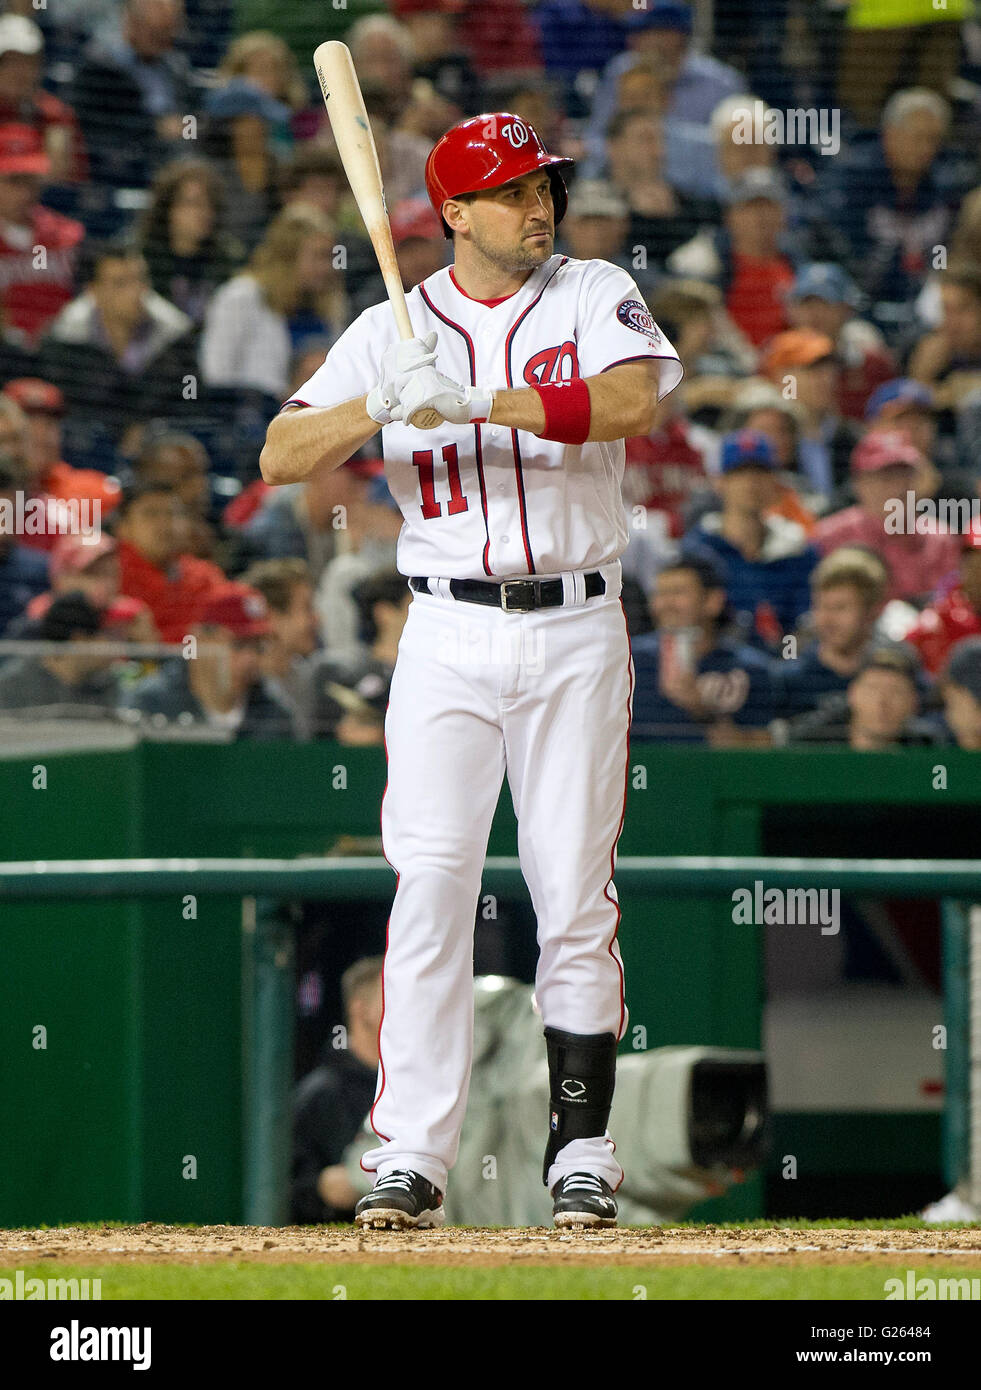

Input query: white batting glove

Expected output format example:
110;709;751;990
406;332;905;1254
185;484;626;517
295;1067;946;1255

391;365;495;427
365;332;439;424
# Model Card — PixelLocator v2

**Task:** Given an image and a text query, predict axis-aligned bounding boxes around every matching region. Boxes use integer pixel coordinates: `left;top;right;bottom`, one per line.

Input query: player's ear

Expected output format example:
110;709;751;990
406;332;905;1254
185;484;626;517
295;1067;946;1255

442;196;470;238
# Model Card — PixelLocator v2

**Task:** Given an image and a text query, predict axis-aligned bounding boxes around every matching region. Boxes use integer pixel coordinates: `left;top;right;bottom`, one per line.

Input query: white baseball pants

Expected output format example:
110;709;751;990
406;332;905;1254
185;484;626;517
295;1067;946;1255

360;564;632;1196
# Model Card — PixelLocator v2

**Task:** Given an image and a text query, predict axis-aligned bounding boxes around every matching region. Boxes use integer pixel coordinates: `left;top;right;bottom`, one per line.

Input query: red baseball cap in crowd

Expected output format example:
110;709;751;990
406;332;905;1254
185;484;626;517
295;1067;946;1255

0;122;50;176
198;583;272;637
390;197;443;247
49;533;118;584
850;430;925;474
3;377;64;414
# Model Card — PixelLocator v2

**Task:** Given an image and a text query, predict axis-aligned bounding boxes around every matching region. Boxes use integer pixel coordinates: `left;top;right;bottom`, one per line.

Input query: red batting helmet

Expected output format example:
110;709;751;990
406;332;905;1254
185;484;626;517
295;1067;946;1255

425;112;575;240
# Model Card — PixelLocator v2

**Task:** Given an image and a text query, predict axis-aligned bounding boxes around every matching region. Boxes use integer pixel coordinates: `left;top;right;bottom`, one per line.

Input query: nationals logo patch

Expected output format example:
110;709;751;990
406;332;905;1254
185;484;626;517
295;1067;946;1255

616;298;661;343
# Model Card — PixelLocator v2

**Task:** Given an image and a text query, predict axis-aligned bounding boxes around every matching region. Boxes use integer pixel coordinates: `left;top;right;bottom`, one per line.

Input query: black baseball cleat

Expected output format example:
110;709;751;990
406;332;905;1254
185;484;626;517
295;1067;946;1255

551;1172;618;1228
355;1170;446;1230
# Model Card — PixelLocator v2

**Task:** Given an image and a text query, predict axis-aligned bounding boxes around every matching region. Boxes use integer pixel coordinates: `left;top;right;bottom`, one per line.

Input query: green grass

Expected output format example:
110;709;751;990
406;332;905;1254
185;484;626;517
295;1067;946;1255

8;1262;981;1300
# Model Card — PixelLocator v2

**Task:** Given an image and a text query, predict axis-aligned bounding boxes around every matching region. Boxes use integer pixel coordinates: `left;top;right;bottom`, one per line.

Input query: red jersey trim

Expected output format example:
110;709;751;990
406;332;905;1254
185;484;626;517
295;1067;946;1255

449;266;519;307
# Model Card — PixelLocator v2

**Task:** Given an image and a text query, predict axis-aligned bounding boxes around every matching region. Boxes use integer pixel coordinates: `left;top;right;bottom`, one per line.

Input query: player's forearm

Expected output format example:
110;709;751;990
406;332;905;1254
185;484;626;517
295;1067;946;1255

259;397;379;485
488;371;658;443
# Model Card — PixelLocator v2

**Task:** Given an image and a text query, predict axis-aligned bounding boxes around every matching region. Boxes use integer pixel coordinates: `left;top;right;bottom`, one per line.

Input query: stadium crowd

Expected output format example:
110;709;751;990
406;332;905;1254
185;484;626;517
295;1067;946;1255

0;0;980;748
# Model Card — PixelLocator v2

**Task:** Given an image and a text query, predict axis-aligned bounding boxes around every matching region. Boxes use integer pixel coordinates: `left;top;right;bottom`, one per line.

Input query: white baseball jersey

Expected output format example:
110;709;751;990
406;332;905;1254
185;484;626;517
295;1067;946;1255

285;254;682;581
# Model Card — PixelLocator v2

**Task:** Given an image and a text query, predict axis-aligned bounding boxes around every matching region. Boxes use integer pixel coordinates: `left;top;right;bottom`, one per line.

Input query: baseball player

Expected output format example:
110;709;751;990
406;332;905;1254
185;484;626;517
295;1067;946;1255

260;113;682;1229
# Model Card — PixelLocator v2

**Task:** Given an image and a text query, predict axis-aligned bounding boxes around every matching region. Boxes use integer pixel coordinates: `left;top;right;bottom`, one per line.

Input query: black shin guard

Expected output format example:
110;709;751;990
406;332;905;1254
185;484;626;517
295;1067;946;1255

542;1027;618;1185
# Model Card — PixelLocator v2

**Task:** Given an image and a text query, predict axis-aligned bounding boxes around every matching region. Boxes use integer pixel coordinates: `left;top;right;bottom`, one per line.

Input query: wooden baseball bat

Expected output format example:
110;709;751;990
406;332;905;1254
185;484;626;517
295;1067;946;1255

313;40;442;429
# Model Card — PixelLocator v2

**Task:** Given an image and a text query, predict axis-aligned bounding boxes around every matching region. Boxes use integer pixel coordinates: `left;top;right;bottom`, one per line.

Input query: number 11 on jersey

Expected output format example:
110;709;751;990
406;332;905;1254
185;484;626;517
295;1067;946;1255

412;443;469;520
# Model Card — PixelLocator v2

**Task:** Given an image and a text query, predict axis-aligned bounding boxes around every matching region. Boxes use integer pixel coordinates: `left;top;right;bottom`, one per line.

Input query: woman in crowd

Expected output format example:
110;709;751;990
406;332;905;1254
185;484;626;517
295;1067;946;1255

199;204;347;401
136;160;245;326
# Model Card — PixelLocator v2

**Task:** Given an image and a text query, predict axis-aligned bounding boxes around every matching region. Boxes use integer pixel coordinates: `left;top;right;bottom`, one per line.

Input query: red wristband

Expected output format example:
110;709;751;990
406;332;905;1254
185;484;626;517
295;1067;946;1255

531;378;591;444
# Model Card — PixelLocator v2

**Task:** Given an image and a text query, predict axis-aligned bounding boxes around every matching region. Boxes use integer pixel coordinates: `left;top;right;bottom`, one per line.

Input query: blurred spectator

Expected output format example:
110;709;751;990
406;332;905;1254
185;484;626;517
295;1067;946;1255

121;581;297;737
908;262;981;409
630;556;779;743
941;636;981;751
683;430;818;644
536;0;630;94
136;160;245;326
584;1;742;186
622;384;712;543
710;93;775;196
200;206;346;400
648;279;755;417
280;146;346;221
217;31;308;128
864;378;936;455
314;464;404;656
718;384;817;534
112;481;225;641
16;533;157;644
240;556;320;738
0;16;87;184
291;955;383;1223
393;0;485;116
778;547;890;718
351;81;432;211
837;0;966;129
73;0;198;194
132;429;215;560
814;430;960;605
779;643;938;748
906;522;981;675
383;74;461;148
759;330;859;502
602;109;712;268
0;124;83;346
557;179;627;271
786;264;896;421
457;0;544;76
0;452;47;634
831;89;955;318
37;241;196;442
201;73;289;254
308;569;409;743
350;197;447;317
1;378;122;551
864;376;965;502
668;169;798;348
0;590;119;714
348;15;415;112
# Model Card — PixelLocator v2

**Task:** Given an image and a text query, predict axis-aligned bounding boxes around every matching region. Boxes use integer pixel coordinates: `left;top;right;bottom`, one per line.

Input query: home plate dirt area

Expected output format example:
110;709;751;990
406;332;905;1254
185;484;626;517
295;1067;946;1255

2;1225;981;1267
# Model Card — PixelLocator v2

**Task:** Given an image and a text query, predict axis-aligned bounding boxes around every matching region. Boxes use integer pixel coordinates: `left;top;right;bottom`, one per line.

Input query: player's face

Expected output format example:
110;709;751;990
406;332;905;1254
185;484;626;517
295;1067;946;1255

463;171;555;272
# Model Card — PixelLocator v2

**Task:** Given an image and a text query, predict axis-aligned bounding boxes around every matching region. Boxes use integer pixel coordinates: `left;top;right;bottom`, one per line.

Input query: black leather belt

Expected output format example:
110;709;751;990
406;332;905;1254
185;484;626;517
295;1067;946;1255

409;573;605;613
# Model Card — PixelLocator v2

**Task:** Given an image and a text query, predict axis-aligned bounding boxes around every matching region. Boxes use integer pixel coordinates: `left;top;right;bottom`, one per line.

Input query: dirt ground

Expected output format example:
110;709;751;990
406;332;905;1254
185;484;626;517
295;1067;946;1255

2;1225;981;1267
